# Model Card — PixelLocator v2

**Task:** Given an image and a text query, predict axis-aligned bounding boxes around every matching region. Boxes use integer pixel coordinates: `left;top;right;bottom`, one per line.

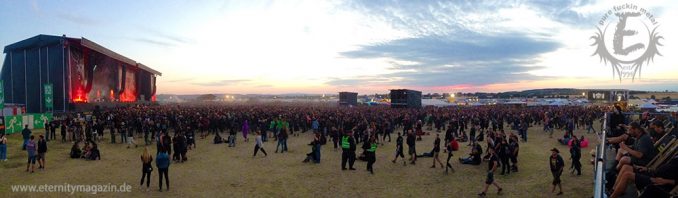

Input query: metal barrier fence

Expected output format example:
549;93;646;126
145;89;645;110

593;113;608;198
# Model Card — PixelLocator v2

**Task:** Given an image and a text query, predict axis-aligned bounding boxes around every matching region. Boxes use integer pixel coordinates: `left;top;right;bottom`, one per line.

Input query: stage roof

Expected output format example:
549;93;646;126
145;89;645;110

3;34;162;76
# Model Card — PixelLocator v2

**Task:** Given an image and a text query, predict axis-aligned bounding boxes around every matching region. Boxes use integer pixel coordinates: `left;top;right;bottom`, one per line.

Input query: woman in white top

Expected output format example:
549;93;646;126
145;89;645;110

253;131;267;157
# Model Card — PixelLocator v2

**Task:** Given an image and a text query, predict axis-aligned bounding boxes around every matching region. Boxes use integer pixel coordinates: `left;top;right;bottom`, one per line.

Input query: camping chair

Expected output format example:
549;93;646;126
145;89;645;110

647;140;678;170
654;127;678;149
638;151;678;198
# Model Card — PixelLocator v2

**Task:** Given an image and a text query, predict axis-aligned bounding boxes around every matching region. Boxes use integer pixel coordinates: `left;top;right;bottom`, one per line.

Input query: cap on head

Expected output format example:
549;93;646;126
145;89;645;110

550;148;559;153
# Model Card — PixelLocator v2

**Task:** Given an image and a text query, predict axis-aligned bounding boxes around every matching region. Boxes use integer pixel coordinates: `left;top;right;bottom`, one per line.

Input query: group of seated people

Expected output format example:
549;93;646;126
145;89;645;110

70;140;101;160
605;118;677;198
212;130;237;147
557;133;590;148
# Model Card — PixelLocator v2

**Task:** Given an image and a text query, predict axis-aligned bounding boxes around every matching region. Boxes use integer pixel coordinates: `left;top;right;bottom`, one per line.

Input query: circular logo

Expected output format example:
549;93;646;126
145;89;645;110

591;3;663;81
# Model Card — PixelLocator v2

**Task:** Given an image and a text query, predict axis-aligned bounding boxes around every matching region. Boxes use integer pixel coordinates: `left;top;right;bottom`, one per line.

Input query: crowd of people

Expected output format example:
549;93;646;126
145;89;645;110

6;102;673;196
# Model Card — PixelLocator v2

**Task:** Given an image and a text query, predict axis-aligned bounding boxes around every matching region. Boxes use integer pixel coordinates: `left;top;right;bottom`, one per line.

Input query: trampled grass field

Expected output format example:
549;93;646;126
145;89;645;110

0;124;599;197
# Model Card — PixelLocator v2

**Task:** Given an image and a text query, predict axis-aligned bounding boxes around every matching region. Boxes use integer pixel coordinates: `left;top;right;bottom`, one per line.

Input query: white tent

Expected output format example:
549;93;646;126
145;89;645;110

422;99;456;107
645;99;658;104
639;103;657;109
549;100;569;106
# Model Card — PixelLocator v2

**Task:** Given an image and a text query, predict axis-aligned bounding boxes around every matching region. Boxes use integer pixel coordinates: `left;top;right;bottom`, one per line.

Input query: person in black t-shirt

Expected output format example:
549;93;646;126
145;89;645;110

550;148;565;196
478;148;502;197
37;135;47;170
391;133;406;166
569;136;582;176
498;138;510;175
406;129;417;165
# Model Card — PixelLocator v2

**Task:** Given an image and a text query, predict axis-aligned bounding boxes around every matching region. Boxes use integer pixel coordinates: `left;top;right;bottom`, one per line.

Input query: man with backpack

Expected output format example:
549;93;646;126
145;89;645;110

446;137;459;174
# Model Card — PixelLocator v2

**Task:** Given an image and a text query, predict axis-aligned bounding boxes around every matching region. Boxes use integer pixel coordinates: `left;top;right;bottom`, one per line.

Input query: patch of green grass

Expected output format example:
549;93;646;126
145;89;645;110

0;124;599;197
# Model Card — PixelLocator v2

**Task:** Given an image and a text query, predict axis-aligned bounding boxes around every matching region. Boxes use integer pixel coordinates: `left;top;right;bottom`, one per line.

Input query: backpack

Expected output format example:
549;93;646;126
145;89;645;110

450;139;459;151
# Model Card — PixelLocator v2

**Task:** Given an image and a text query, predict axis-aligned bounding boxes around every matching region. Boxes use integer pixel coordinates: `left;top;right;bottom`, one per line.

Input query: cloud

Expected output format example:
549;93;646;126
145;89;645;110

191;79;251;87
325;0;614;89
137;26;194;45
56;13;99;26
30;0;40;14
165;78;193;83
132;38;177;47
130;27;195;48
343;0;596;35
333;33;559;87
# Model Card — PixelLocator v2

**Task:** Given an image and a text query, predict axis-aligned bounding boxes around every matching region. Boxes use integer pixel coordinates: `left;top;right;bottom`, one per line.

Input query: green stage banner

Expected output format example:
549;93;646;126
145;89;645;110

44;84;53;110
3;113;53;134
33;113;53;129
4;115;22;134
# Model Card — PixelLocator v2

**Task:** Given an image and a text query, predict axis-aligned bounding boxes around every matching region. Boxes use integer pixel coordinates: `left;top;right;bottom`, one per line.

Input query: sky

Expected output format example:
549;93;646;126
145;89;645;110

0;0;676;94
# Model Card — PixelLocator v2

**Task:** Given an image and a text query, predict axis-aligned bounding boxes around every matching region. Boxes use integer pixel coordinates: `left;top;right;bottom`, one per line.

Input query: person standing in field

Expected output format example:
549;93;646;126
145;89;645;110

275;128;288;153
242;119;250;142
406;129;417;165
550;148;565;196
366;135;377;174
156;149;170;192
431;134;443;168
0;133;8;161
478;148;502;197
61;121;68;143
498;138;510;175
140;147;153;191
25;135;37;173
569;136;582;176
341;130;356;170
22;125;32;150
253;131;267;157
445;137;458;174
391;133;406;166
120;122;127;145
37;135;47;170
128;125;138;149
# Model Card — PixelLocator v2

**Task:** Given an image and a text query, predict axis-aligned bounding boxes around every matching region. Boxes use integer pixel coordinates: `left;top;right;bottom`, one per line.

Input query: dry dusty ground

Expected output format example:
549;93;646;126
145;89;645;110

0;124;600;197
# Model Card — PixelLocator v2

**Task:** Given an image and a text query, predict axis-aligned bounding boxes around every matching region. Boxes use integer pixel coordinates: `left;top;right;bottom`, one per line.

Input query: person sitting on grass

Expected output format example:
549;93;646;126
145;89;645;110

460;141;482;165
70;141;82;158
85;141;101;160
303;132;321;163
557;130;573;145
213;132;225;144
